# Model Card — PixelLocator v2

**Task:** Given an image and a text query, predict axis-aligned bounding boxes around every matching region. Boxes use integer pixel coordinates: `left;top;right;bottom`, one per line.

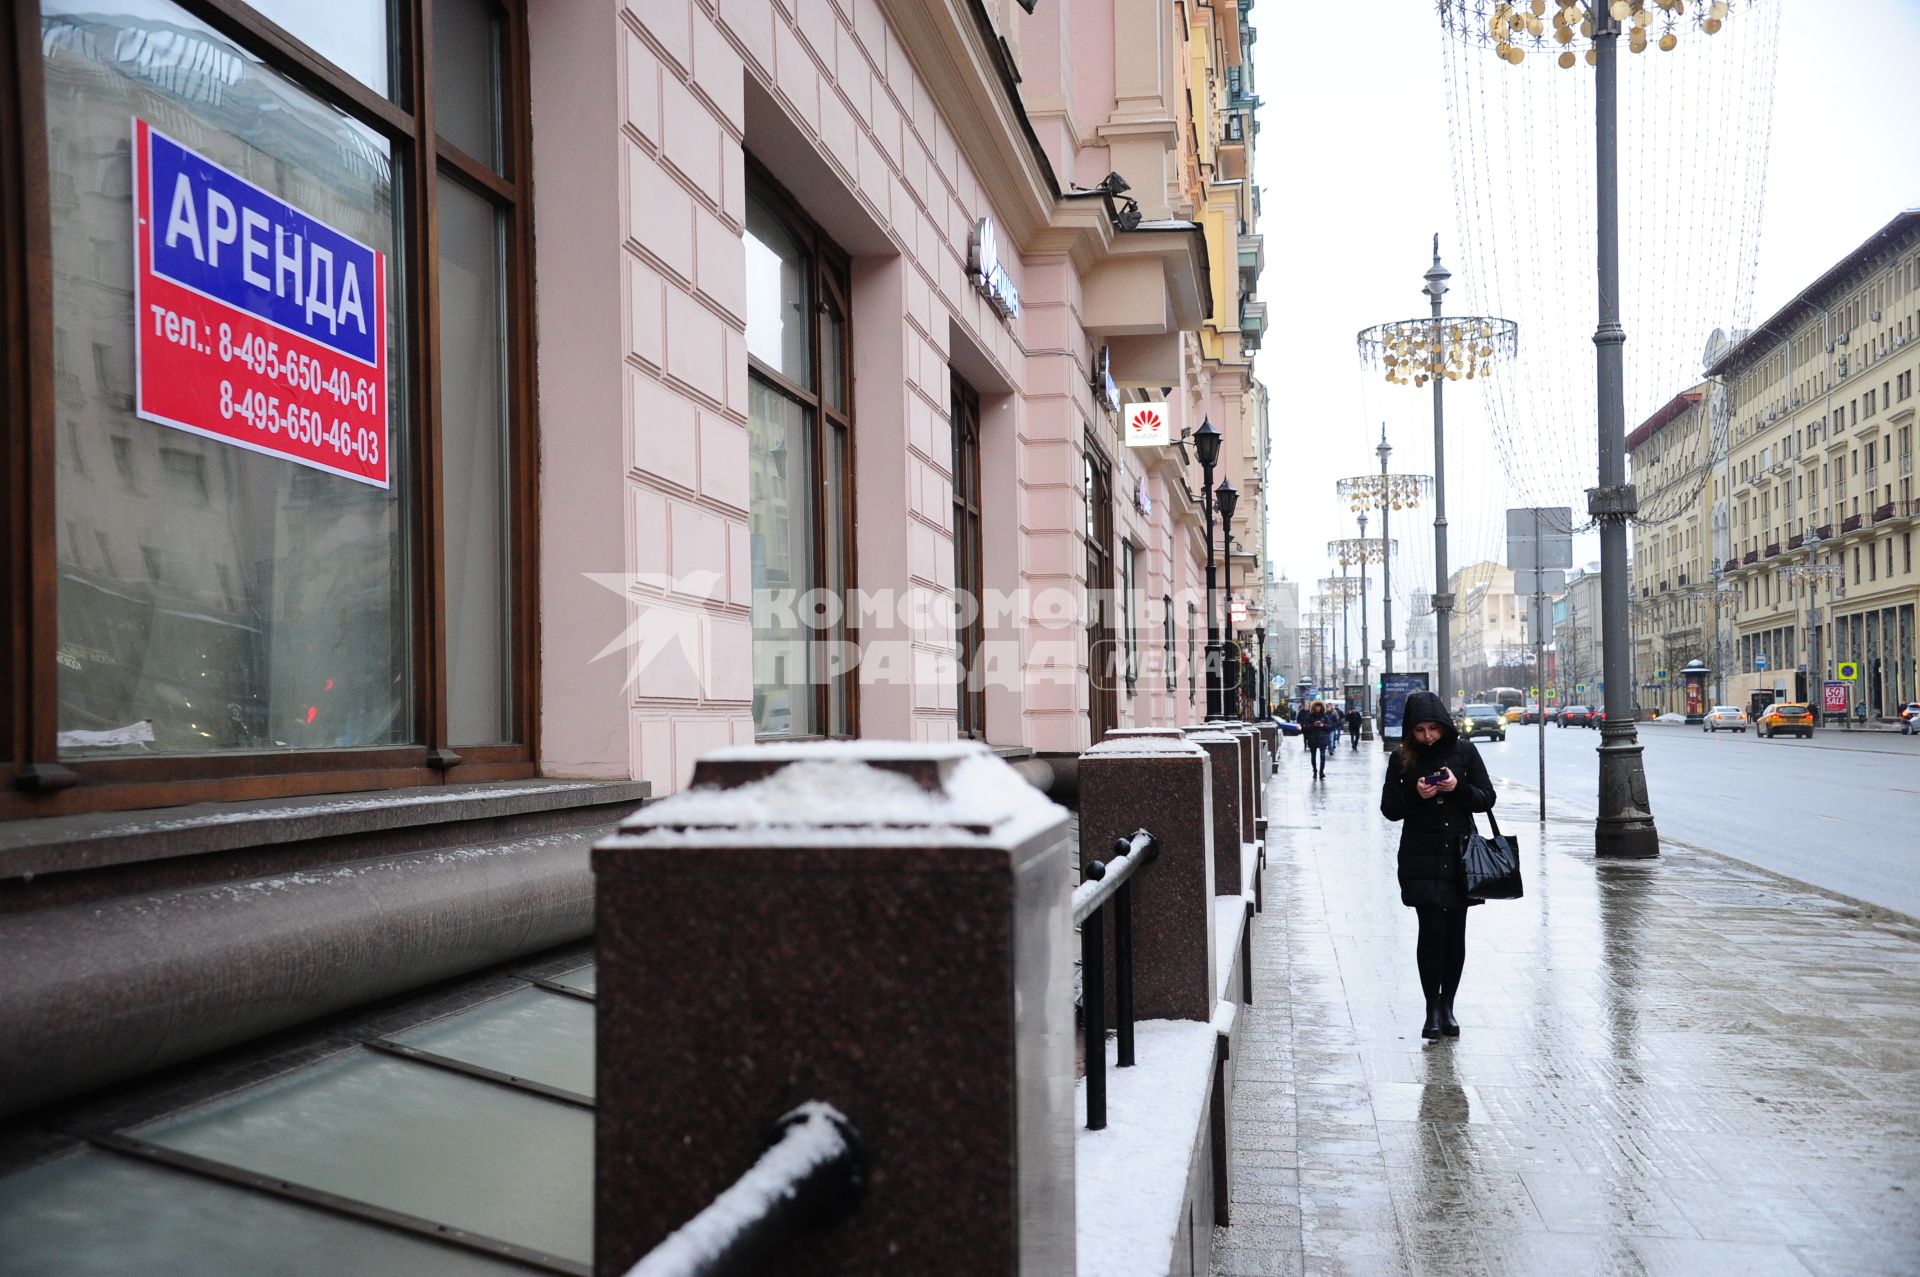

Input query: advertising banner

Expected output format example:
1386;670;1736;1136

133;119;389;487
1822;681;1849;713
1379;671;1430;739
1685;680;1704;716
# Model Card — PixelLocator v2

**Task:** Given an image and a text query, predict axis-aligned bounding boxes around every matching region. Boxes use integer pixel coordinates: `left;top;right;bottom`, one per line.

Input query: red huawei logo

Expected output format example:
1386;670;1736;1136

1130;408;1161;436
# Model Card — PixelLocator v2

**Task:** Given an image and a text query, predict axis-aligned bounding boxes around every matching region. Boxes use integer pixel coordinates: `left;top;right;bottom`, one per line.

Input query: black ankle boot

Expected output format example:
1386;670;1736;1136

1440;999;1460;1037
1422;1002;1443;1040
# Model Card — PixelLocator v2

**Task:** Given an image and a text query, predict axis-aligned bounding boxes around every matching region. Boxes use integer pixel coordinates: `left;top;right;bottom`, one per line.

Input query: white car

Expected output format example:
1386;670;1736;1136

1702;705;1749;733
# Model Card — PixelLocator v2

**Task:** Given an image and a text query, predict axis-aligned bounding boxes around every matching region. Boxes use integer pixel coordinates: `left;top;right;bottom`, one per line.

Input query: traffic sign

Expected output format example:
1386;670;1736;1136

1756;654;1769;670
1836;661;1859;681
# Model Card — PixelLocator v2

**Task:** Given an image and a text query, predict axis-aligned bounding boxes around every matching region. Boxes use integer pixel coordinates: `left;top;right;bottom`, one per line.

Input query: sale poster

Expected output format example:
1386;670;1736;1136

132;118;389;487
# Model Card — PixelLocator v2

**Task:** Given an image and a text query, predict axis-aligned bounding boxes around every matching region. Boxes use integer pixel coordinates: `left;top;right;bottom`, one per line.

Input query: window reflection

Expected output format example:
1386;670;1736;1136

45;2;410;755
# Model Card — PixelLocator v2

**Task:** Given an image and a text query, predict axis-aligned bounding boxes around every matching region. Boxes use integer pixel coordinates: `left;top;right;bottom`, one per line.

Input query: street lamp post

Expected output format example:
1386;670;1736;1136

1255;623;1269;717
1358;278;1516;707
1783;529;1845;723
1218;478;1241;719
1434;0;1750;858
1358;512;1373;731
1337;431;1432;739
1194;421;1223;719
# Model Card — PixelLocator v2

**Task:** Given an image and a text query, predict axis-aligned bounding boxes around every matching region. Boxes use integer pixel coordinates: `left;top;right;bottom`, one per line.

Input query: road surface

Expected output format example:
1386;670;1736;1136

1477;720;1920;919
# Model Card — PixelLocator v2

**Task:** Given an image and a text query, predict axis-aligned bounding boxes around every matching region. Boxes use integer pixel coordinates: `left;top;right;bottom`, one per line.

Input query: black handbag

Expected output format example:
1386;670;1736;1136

1460;810;1523;900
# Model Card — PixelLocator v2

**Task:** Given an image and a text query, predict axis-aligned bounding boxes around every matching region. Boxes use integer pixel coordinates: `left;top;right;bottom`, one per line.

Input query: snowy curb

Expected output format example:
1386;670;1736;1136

1075;1019;1219;1277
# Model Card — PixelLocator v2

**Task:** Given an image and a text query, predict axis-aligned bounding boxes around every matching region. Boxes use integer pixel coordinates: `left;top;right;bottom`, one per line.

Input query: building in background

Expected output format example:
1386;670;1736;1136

1553;565;1606;707
1709;210;1919;717
1448;560;1527;699
1626;385;1712;715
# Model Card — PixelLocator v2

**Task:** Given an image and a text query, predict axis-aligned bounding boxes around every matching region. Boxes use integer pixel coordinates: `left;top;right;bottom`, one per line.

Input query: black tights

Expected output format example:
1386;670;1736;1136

1307;744;1328;773
1414;906;1469;1005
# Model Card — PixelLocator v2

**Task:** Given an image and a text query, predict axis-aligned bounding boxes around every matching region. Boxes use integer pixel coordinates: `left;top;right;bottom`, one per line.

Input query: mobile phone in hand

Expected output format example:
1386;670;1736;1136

1421;771;1446;788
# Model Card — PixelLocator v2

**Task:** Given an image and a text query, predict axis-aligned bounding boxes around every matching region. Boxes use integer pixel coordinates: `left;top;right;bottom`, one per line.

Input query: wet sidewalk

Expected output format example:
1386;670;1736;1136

1213;733;1920;1276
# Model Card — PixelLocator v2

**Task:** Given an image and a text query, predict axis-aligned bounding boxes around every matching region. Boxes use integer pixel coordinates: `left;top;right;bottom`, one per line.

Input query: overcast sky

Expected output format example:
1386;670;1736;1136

1254;0;1920;625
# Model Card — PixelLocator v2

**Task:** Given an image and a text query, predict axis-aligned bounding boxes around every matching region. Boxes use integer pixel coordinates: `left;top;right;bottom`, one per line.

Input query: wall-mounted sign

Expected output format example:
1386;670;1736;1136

1124;401;1170;447
1094;346;1121;413
967;217;1020;320
133;120;389;487
1133;474;1152;518
1230;598;1248;623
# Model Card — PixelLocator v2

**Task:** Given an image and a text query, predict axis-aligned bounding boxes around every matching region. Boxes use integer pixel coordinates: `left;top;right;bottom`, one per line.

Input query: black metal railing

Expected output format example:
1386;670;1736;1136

1073;828;1160;1131
628;1102;866;1277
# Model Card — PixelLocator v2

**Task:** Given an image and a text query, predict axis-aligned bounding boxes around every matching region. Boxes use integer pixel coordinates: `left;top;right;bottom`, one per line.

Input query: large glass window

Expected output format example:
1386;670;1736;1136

45;2;409;756
6;0;533;808
744;177;853;739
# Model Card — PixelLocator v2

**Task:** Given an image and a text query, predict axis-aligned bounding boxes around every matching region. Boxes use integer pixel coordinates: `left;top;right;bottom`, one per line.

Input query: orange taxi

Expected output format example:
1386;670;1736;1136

1756;702;1815;739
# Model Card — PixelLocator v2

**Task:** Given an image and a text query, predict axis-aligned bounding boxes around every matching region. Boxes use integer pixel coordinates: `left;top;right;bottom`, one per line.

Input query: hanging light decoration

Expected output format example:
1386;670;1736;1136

1327;537;1396;569
1450;0;1741;69
1336;472;1434;514
1356;316;1518;388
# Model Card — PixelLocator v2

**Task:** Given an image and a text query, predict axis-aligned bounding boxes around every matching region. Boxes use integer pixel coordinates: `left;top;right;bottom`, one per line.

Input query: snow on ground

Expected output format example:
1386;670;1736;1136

1075;1019;1218;1277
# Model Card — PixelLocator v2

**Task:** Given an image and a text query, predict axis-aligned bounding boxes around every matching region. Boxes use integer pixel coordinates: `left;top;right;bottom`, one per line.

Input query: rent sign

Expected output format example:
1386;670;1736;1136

132;119;389;487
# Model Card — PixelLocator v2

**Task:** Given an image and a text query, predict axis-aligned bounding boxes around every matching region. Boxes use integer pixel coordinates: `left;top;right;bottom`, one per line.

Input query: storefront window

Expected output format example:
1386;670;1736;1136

744;178;852;739
4;0;534;806
45;1;409;756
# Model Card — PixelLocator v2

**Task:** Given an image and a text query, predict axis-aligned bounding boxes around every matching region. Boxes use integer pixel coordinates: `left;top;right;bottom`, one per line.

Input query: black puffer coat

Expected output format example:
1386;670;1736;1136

1380;690;1497;909
1300;709;1338;747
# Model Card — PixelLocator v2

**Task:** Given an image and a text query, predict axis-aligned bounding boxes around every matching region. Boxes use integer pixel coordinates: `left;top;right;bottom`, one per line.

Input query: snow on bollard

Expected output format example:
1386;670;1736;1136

592;741;1075;1276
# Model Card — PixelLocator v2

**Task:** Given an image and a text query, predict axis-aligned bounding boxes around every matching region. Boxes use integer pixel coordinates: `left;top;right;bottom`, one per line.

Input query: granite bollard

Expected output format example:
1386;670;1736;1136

1076;735;1216;1023
1182;728;1244;899
592;742;1075;1276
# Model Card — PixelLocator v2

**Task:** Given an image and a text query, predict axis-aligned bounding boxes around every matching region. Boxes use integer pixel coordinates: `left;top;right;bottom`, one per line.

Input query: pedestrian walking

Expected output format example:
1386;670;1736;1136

1379;690;1498;1041
1344;707;1362;750
1301;700;1336;780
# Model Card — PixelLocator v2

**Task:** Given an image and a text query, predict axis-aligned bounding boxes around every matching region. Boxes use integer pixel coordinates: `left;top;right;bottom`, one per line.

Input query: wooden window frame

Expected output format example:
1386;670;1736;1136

950;373;985;740
744;162;858;741
0;0;540;818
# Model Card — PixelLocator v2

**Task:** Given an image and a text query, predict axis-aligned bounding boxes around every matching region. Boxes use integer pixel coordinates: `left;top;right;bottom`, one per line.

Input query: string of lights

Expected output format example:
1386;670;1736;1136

1437;0;1781;537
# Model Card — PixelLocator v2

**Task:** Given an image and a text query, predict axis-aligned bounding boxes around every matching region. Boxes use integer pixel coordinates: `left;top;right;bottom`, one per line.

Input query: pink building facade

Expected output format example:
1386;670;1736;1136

537;0;1263;794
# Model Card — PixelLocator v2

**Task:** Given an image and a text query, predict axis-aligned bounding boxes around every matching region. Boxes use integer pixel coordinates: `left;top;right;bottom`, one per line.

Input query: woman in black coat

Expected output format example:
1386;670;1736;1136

1380;690;1498;1040
1300;700;1336;780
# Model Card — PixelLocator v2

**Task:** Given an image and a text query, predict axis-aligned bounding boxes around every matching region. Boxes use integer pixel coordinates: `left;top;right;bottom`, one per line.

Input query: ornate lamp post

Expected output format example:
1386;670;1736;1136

1436;0;1752;858
1358;270;1517;708
1687;569;1740;706
1193;420;1224;719
1338;438;1433;703
1329;536;1395;734
1217;478;1241;719
1318;575;1364;700
1782;529;1846;721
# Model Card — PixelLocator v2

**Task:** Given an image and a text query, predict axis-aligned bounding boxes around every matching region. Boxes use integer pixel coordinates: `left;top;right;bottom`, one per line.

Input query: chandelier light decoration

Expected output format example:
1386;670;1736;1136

1356;316;1518;388
1318;577;1365;605
1435;0;1777;517
1328;538;1395;569
1411;589;1435;617
1462;1;1738;69
1337;472;1433;514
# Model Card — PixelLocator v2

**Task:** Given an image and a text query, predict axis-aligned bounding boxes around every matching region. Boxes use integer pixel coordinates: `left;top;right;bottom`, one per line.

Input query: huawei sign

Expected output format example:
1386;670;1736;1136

1125;402;1170;447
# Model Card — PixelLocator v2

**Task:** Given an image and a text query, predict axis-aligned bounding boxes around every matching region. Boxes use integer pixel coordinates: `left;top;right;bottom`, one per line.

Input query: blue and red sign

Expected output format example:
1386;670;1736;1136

132;118;388;487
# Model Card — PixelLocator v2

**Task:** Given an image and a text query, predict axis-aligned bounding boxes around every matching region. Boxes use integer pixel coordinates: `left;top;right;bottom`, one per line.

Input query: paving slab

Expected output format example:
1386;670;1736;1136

1213;737;1920;1276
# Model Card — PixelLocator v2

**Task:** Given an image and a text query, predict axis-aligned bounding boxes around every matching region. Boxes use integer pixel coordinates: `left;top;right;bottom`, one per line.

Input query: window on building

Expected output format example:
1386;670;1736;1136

1186;601;1197;705
8;0;535;809
1085;446;1116;740
1119;539;1136;696
745;176;855;739
950;373;985;739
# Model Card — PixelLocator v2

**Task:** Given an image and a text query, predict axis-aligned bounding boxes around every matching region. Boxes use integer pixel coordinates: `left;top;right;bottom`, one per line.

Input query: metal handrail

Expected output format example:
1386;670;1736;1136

1075;829;1159;1132
627;1102;866;1277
